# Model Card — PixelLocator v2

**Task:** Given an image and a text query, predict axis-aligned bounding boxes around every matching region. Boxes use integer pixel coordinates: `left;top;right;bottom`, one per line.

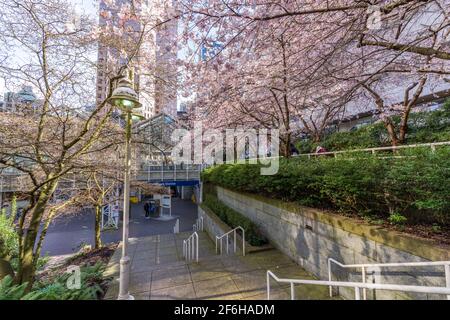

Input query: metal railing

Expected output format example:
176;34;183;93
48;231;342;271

133;163;202;182
294;141;450;159
218;141;450;166
215;226;245;256
193;216;204;232
267;270;450;300
182;232;199;263
328;258;450;300
173;219;180;234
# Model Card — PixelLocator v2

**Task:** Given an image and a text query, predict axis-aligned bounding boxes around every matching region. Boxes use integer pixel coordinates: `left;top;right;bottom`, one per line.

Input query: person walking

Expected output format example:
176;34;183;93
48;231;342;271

144;202;150;219
290;143;299;156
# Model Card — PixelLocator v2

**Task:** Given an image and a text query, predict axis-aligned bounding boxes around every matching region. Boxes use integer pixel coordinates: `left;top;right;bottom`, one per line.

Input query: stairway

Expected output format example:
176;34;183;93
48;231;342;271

103;231;335;300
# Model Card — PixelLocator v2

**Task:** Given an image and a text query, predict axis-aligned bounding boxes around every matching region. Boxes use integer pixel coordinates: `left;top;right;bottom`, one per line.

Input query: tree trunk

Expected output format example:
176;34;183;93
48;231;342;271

397;76;426;144
383;119;399;147
33;208;58;270
280;134;291;158
94;203;102;249
14;182;56;291
398;115;408;144
362;84;400;147
285;133;291;158
313;132;321;143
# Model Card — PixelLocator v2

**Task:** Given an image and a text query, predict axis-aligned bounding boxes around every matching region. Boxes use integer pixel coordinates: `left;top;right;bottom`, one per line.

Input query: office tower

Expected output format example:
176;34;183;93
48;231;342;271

96;0;178;120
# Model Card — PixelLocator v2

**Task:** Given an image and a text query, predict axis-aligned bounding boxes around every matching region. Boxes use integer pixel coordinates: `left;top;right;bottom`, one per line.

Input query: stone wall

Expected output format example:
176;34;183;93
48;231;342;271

212;185;449;300
198;205;227;250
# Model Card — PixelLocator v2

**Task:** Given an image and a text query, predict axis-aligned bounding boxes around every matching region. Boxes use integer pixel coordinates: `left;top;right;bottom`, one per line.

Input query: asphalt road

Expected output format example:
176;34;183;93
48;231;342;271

40;198;198;256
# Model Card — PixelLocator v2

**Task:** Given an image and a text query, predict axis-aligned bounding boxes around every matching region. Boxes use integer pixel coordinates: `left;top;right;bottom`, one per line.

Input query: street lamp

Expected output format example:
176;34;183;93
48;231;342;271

107;69;143;300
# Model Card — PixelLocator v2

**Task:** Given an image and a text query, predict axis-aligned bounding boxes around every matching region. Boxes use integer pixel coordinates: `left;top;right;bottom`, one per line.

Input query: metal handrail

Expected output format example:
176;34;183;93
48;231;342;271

182;232;199;263
294;141;450;159
215;226;245;256
218;141;450;165
173;219;180;234
267;270;450;300
328;258;450;300
193;216;204;232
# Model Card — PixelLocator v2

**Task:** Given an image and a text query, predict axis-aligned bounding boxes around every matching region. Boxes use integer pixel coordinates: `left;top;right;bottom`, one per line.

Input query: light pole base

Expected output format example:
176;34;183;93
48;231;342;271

118;255;132;300
118;294;135;300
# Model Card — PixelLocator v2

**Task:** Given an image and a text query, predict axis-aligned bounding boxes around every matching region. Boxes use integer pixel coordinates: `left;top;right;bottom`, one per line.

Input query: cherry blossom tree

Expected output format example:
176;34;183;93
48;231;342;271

0;0;183;288
177;0;449;147
0;0;129;288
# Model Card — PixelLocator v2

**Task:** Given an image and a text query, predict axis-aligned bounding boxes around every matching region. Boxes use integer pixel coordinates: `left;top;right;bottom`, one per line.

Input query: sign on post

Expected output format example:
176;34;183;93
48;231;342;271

161;195;172;217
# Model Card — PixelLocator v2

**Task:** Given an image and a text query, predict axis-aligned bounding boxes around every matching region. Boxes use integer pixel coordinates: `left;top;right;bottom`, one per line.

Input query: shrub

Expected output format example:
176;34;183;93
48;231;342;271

202;148;450;226
23;263;106;300
296;99;450;153
0;209;48;275
406;100;450;144
0;211;18;260
0;276;27;300
0;263;106;300
202;194;268;246
388;212;407;225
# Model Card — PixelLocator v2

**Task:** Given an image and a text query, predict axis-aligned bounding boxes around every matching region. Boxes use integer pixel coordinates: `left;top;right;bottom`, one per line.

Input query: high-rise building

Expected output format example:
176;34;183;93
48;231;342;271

1;85;41;113
152;1;178;118
96;0;178;120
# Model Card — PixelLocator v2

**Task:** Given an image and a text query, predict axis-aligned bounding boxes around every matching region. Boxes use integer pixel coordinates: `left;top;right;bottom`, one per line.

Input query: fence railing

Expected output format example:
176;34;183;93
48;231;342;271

215;141;450;166
215;226;245;256
293;141;450;159
328;258;450;300
193;216;204;232
266;270;450;300
182;232;199;263
133;164;203;182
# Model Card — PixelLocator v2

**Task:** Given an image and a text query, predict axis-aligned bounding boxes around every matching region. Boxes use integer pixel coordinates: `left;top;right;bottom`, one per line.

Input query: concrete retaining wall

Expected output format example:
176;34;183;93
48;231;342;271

199;205;249;255
212;186;450;300
198;205;230;250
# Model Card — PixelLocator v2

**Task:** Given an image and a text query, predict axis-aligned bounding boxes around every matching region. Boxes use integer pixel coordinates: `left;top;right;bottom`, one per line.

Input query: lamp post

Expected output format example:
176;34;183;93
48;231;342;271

0;176;3;210
107;68;143;300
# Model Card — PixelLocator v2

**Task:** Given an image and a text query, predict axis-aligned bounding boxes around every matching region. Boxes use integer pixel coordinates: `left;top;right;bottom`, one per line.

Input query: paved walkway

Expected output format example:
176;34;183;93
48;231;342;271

104;231;331;300
41;198;197;256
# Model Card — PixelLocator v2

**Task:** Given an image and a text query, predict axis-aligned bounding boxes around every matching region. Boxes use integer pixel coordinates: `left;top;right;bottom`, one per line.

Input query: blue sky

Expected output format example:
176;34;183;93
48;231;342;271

73;0;98;17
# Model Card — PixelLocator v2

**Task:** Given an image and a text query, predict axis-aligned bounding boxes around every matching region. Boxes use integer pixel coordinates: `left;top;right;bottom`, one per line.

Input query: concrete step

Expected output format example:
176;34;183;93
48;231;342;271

104;231;339;300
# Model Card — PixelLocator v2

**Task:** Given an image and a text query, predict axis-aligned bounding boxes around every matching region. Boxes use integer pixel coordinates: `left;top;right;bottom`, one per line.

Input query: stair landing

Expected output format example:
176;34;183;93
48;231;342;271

103;231;332;300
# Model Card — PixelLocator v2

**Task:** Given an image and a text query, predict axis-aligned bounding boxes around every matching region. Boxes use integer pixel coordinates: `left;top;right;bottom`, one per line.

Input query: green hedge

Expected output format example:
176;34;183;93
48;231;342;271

297;99;450;153
202;148;450;226
202;194;268;246
0;211;18;261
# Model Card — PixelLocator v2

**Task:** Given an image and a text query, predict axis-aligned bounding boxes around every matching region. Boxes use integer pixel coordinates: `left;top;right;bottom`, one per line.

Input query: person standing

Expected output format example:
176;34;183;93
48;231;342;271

290;143;299;156
149;201;156;216
144;202;150;219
